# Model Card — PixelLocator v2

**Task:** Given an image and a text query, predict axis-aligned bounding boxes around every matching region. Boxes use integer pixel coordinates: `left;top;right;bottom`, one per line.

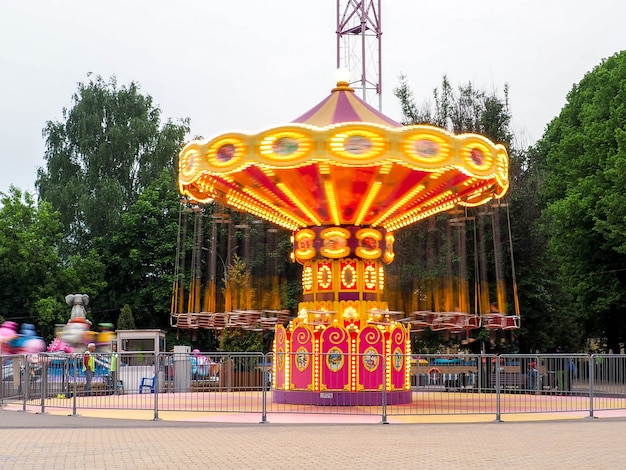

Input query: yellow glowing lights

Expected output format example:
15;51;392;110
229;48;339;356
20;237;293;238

302;265;313;291
294;229;316;261
179;123;508;231
323;180;341;226
320;227;350;258
372;184;425;227
340;263;357;289
276;182;322;226
354;181;382;227
404;132;450;164
208;137;245;168
383;233;395;264
328;129;386;160
317;263;333;290
259;131;312;160
355;228;383;259
342;307;357;320
363;264;377;290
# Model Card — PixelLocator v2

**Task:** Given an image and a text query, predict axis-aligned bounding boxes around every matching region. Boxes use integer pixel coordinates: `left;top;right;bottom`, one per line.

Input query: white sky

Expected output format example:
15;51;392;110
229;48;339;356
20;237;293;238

1;0;624;195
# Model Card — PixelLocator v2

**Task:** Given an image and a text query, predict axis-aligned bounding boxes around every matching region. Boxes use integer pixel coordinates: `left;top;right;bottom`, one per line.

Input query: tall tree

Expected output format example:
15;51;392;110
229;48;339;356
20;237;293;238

93;170;181;329
37;75;190;256
0;187;105;339
539;51;626;353
393;75;566;353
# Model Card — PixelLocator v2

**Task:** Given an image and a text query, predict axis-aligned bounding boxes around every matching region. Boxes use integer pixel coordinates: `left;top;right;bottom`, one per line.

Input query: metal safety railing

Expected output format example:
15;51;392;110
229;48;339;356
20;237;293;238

2;352;626;423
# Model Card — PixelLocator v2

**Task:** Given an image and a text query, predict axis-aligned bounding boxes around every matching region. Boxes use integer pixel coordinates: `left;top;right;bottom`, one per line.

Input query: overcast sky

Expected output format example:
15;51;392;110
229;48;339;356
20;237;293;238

1;0;624;195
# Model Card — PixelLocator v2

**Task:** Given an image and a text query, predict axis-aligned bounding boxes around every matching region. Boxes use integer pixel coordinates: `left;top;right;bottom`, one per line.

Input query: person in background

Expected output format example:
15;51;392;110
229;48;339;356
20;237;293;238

83;342;106;396
110;344;119;394
527;361;539;394
191;349;209;379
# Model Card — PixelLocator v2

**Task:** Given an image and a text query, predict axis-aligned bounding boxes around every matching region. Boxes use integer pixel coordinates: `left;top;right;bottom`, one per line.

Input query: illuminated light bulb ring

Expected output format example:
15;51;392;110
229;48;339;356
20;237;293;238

258;131;312;160
461;140;494;172
180;148;201;179
208;138;245;168
302;265;313;291
328;129;386;160
340;264;357;289
364;264;377;290
403;132;450;165
317;264;332;290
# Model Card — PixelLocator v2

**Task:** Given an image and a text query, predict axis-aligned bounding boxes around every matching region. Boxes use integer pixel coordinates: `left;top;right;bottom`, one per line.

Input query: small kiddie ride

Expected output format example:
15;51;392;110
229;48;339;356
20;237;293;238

0;321;47;384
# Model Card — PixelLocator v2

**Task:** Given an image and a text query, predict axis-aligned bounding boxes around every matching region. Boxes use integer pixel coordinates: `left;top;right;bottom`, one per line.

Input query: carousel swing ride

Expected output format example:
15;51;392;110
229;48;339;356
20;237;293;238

175;72;516;405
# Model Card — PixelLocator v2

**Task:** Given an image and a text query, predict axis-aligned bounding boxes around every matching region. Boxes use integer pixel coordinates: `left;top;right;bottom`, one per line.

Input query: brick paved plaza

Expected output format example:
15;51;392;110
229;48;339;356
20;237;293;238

1;408;624;469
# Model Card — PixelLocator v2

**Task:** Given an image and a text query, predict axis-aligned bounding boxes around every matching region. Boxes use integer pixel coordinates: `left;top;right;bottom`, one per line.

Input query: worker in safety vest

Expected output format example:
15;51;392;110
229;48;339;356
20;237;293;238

110;344;120;394
82;343;98;396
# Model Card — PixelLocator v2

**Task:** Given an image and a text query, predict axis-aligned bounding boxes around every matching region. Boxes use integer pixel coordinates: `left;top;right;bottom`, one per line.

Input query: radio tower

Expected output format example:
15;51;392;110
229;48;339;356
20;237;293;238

336;0;382;110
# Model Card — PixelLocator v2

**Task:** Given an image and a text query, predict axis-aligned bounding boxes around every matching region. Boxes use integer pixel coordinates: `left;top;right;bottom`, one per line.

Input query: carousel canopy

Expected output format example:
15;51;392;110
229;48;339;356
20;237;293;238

178;81;509;232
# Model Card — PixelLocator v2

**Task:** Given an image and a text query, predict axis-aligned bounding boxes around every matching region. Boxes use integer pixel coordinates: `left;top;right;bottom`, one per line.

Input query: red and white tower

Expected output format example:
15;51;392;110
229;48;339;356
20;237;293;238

336;0;382;110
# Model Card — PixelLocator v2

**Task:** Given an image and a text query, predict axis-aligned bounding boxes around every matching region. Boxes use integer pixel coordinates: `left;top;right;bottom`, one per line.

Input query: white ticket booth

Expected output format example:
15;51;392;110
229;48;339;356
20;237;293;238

116;329;166;393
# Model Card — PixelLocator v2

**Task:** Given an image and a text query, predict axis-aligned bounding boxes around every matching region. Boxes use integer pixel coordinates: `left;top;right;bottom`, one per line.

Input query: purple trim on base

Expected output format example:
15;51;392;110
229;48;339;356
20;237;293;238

362;293;380;300
337;292;360;301
273;389;412;406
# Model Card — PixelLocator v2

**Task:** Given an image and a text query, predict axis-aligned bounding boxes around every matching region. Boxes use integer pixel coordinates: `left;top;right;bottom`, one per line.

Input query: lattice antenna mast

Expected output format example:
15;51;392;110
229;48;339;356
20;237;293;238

336;0;382;110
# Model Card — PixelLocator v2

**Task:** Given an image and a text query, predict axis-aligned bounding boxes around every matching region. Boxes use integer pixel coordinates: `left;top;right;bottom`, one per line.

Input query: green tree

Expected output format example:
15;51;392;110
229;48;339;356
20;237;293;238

93;170;181;329
539;51;626;353
393;74;565;353
37;75;190;256
117;304;136;330
507;146;579;352
0;187;105;338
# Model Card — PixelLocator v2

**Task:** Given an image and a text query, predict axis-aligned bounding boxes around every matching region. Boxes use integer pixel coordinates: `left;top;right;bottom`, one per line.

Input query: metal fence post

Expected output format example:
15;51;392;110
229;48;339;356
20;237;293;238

72;356;78;416
260;353;268;424
21;357;28;412
381;353;388;424
589;354;595;419
153;353;160;421
40;360;46;414
494;356;502;422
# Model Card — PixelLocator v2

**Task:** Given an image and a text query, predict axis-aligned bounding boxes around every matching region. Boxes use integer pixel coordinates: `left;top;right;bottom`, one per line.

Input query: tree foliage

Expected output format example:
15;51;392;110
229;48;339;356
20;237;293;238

539;51;626;352
393;74;570;353
37;75;190;256
0;187;105;338
93;170;181;329
117;304;136;330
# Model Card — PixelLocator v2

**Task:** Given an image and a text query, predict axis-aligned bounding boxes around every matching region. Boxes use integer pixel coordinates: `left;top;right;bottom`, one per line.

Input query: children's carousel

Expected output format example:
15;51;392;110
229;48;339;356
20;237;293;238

178;73;509;404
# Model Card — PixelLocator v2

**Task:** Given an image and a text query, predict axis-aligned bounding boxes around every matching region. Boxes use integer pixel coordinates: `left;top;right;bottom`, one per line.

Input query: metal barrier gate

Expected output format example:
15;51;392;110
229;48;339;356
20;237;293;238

3;352;626;423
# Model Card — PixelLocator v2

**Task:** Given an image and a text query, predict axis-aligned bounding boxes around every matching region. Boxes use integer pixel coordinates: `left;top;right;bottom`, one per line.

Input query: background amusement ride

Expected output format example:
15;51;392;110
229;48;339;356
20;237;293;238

173;68;518;404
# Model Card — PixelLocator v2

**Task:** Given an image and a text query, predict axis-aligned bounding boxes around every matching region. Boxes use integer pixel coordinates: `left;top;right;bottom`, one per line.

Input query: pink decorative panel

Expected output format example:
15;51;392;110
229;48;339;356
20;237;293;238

358;326;384;390
274;325;286;389
290;326;313;390
389;326;407;390
320;326;350;391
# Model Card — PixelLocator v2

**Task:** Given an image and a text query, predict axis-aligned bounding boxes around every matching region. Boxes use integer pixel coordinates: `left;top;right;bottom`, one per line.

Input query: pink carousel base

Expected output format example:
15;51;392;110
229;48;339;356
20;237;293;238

273;389;412;406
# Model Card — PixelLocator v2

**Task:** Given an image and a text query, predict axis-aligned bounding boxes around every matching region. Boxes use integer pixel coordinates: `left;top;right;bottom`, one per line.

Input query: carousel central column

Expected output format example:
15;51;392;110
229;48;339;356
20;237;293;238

272;225;411;405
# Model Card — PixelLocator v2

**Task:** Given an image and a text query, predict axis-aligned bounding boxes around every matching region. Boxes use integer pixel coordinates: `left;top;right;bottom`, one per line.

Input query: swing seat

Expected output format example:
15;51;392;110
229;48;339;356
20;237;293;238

502;315;520;330
483;313;505;330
